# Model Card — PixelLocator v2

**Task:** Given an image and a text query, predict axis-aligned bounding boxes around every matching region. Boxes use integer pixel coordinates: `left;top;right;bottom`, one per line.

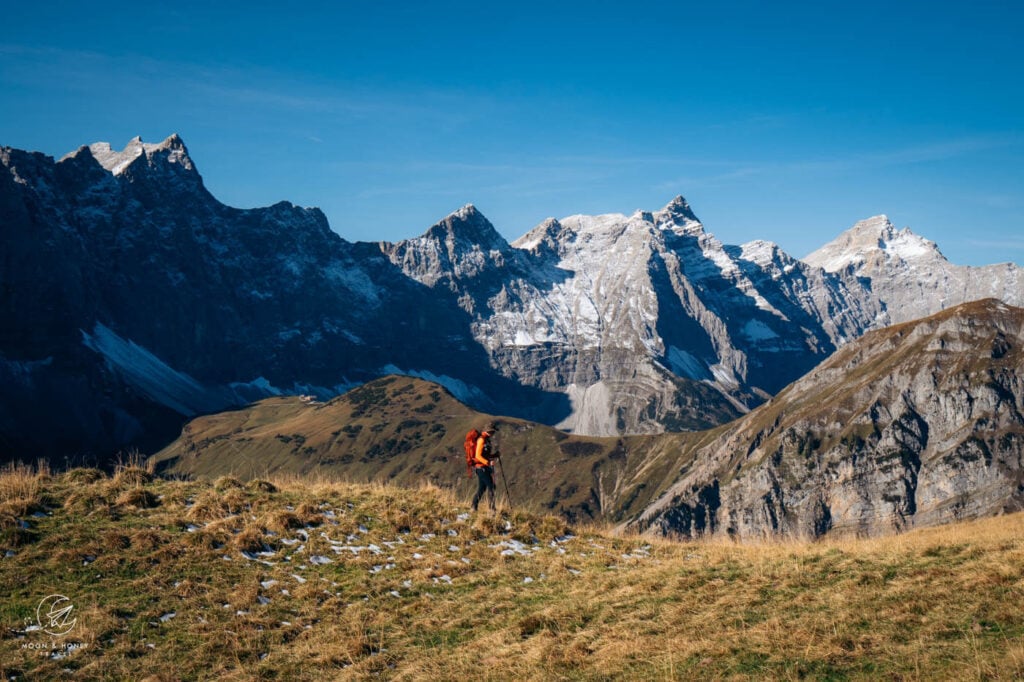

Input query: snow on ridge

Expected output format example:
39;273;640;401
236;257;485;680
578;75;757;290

739;240;780;265
324;262;381;306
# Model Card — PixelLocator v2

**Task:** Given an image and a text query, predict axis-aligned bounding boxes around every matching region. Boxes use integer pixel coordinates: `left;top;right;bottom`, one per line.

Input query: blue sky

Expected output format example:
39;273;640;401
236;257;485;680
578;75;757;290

3;1;1022;265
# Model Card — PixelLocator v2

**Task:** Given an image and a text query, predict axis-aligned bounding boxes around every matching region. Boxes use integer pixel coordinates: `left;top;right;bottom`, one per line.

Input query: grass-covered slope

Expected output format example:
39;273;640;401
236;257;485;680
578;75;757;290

151;375;707;524
3;462;1024;680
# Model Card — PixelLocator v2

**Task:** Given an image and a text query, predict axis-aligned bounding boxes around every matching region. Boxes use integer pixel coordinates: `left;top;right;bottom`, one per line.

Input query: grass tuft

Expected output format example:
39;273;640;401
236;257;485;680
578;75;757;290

0;460;47;515
213;475;244;491
245;478;278;494
114;487;160;509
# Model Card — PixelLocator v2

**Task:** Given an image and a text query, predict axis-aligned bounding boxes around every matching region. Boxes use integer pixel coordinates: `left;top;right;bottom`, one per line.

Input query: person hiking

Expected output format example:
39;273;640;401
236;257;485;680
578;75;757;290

471;424;500;512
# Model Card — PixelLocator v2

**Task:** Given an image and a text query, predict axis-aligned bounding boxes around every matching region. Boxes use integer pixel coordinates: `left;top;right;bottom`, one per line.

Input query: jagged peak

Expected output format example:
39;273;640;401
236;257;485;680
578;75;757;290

653;194;703;233
663;195;698;218
87;133;195;176
848;214;896;240
422;203;508;251
512;217;567;254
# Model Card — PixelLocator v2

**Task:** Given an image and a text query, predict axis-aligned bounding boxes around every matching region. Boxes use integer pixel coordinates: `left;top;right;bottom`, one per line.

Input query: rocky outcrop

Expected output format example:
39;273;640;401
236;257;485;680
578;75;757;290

633;299;1024;539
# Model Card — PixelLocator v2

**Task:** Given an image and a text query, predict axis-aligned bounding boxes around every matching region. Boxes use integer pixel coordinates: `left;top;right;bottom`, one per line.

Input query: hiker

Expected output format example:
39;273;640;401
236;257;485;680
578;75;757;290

471;424;501;512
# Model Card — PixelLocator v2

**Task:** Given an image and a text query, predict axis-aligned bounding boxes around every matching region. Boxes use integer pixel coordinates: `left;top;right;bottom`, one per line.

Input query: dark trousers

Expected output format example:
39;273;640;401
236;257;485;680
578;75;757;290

472;466;496;511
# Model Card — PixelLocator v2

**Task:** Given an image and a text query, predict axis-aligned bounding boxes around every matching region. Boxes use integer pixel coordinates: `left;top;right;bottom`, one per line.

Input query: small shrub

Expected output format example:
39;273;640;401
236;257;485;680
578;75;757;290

112;450;155;487
221;487;248;513
64;482;114;515
0;461;42;509
186;490;232;522
129;528;165;551
294;502;325;527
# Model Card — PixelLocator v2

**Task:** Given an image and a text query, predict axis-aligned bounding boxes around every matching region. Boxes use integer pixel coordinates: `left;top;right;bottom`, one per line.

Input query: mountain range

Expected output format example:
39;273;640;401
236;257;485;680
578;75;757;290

156;298;1024;539
2;134;1022;461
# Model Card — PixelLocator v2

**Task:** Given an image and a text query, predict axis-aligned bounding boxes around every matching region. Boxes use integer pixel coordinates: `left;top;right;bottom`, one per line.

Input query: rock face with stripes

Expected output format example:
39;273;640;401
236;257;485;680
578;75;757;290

631;299;1024;539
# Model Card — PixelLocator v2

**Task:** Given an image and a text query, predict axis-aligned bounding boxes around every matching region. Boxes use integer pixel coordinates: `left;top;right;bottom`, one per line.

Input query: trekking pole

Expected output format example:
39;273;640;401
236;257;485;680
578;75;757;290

494;425;513;509
497;457;513;509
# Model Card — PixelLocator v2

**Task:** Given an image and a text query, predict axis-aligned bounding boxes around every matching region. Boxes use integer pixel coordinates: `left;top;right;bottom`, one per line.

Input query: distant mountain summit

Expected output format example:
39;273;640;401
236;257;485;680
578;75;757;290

805;216;1024;325
2;134;1022;459
84;133;195;176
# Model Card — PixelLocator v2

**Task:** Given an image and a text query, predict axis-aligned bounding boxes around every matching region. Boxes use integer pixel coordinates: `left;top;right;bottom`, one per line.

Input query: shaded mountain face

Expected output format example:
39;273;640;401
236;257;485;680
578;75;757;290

0;136;562;460
632;299;1024;539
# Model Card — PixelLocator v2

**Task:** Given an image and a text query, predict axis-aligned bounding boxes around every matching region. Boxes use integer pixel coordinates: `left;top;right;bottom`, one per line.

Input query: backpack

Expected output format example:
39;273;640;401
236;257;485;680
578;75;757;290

463;429;481;478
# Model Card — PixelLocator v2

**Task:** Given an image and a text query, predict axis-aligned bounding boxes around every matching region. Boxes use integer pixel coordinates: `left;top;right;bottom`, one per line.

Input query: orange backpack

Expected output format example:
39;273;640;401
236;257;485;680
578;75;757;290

463;429;481;477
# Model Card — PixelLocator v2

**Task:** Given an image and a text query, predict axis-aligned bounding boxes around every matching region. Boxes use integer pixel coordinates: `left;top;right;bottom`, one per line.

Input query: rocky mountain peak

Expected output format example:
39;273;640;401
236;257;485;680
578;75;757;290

381;204;515;291
810;216;893;263
87;133;196;177
511;217;567;257
654;194;703;234
739;239;785;267
423;203;507;252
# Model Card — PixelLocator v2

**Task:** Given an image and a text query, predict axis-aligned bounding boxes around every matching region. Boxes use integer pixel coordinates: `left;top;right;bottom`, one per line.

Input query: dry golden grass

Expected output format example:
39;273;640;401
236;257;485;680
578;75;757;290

0;460;49;514
2;469;1023;680
213;475;244;492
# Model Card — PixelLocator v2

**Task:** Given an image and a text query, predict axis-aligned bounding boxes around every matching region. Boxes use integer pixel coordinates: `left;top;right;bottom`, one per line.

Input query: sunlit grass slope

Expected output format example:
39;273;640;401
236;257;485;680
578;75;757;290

152;375;710;525
2;462;1024;680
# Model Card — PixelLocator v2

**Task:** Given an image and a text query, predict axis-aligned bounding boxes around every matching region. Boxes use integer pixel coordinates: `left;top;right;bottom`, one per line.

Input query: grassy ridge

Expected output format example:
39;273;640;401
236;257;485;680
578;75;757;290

152;376;704;525
2;462;1024;680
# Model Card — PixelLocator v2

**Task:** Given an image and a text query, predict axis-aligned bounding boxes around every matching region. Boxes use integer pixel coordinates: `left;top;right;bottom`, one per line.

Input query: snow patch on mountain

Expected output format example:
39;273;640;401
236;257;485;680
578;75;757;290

742;320;781;341
665;347;711;381
885;229;939;263
379;365;486;405
81;322;231;416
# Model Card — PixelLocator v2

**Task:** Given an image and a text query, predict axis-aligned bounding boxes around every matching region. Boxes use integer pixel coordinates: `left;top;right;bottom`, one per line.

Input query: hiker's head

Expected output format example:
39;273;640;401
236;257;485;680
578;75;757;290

484;422;499;435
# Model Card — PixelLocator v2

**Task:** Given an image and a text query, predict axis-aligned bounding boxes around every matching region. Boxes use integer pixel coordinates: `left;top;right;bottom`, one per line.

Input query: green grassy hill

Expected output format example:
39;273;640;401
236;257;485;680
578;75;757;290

152;375;714;524
3;463;1024;680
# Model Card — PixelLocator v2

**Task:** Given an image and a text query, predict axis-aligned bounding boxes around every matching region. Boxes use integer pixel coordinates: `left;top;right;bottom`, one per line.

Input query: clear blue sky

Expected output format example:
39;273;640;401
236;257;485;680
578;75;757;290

3;1;1022;265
